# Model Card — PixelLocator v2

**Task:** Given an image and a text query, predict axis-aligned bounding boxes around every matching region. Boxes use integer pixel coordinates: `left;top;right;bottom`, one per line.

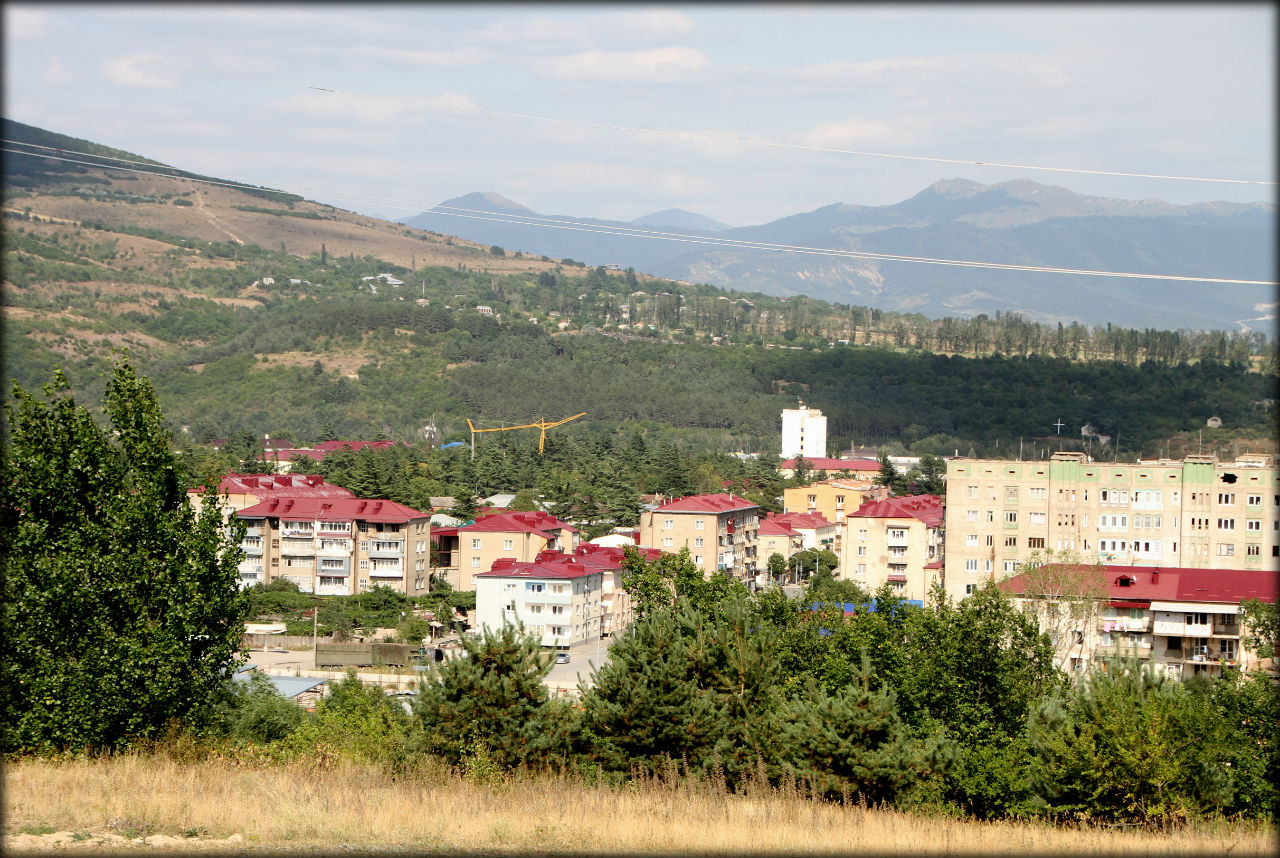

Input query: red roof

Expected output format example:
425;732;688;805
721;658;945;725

780;457;879;472
1001;565;1278;605
758;518;797;537
236;496;426;523
194;473;354;498
849;495;944;528
312;440;406;452
653;493;758;513
461;510;576;535
769;512;835;531
476;545;662;580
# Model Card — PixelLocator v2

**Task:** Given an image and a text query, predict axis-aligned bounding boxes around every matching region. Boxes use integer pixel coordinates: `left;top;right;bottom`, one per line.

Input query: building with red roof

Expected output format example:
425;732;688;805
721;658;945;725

473;544;664;646
234;496;430;596
639;493;761;585
783;476;889;525
189;473;354;515
778;457;881;479
843;495;945;602
1001;564;1277;678
431;510;578;591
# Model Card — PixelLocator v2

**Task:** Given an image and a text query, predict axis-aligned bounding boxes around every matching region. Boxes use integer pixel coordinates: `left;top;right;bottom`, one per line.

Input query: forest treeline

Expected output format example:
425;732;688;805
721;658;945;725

5;195;1277;462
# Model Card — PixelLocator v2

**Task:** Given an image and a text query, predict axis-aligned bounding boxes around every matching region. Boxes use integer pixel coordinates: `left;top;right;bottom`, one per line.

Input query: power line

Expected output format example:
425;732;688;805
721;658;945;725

10;36;1275;189
5;142;1275;287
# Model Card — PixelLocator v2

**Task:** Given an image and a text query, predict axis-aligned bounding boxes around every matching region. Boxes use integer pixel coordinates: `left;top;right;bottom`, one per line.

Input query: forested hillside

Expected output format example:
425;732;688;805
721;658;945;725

4;121;1276;465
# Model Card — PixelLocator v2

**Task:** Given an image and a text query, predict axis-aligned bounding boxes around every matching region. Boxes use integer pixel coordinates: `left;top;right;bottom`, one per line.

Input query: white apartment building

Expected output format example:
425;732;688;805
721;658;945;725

944;452;1280;600
781;405;828;460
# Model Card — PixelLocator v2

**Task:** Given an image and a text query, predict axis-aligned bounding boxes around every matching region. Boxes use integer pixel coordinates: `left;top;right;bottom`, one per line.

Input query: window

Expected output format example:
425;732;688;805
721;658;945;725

807;495;817;504
965;584;976;595
965;559;978;572
986;511;995;522
1186;612;1208;625
889;546;907;557
857;545;867;556
503;539;513;551
1005;487;1018;501
1247;495;1262;506
968;486;980;498
1216;543;1235;556
662;537;673;548
694;537;704;547
319;576;344;588
888;529;906;540
695;555;704;565
1029;487;1047;500
551;605;564;616
692;519;705;531
985;535;994;546
1028;512;1046;526
1247;544;1260;557
1246;519;1261;532
663;518;674;530
472;538;482;550
1217;518;1235;531
528;604;542;614
836;495;845;505
528;583;544;593
1028;537;1045;549
470;557;481;568
1003;560;1018;573
965;534;978;547
1218;493;1235;505
359;560;368;570
858;529;868;541
856;564;867;576
966;509;978;522
1004;536;1017;547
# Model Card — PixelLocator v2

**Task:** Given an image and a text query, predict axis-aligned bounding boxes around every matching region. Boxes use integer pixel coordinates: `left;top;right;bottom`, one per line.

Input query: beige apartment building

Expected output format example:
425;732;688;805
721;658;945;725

235;497;431;596
432;510;578;590
944;452;1280;600
1002;565;1277;680
843;495;945;602
638;493;760;585
783;477;889;526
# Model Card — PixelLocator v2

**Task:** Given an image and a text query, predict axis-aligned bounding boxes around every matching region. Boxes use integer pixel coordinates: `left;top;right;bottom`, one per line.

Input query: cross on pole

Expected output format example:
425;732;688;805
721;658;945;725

1053;419;1065;434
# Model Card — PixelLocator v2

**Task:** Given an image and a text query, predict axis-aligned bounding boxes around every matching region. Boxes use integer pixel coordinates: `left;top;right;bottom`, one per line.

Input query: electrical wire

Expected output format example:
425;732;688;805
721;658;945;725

5;142;1275;287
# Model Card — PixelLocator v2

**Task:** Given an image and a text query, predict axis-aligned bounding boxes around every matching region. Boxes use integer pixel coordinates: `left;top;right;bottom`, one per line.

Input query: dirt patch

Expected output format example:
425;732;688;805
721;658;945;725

5;829;247;852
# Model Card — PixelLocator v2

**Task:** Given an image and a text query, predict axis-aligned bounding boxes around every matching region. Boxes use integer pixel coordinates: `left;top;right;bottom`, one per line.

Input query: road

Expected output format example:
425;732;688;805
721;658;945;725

241;633;619;695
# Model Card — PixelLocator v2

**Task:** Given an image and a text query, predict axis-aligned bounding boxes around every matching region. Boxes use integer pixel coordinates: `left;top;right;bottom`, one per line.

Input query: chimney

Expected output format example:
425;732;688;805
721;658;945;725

1151;570;1159;583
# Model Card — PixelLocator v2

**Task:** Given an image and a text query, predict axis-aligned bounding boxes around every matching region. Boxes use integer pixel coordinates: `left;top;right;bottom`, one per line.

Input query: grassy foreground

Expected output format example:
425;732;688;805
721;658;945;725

4;753;1274;855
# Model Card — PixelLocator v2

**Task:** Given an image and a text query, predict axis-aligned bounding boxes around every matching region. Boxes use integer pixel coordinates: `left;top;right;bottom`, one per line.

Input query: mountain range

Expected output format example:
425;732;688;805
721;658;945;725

403;181;1276;332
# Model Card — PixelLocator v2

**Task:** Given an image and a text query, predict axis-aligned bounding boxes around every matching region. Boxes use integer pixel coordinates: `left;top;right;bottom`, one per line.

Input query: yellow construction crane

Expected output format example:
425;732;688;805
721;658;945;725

466;412;587;458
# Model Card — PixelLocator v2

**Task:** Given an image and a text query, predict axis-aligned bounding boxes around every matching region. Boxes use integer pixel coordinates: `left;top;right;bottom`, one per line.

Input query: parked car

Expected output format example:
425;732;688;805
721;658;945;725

554;651;570;664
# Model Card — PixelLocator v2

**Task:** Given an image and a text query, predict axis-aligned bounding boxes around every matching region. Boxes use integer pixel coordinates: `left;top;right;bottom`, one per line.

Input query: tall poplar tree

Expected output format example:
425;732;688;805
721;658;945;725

1;360;248;753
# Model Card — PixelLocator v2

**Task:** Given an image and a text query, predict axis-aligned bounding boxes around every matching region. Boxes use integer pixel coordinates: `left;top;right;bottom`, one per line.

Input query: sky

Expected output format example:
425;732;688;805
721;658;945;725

4;4;1275;228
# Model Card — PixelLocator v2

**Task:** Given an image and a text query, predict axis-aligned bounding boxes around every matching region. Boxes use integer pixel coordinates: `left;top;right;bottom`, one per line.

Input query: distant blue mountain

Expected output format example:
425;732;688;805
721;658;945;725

401;180;1275;331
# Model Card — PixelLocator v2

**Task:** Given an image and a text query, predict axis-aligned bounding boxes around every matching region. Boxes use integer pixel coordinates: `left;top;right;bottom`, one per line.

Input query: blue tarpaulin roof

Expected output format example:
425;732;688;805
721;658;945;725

234;667;326;698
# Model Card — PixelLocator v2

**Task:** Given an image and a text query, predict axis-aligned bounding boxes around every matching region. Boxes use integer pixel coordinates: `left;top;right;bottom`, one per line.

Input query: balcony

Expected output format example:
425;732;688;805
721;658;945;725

242;526;260;538
367;542;404;559
1211;622;1241;638
317;559;350;575
316;542;352;558
281;528;315;540
1098;617;1149;633
368;564;404;578
279;540;315;556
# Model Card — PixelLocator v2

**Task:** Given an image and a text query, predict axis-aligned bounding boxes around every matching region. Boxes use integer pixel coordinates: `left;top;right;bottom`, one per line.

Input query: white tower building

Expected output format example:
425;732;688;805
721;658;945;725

780;404;827;459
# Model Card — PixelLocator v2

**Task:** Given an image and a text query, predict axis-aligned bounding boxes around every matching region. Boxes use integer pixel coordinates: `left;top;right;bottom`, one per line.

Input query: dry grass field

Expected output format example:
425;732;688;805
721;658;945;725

4;753;1274;855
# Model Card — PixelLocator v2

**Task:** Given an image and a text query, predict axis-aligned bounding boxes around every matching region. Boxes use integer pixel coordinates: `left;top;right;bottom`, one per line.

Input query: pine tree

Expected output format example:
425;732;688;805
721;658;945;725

410;623;573;770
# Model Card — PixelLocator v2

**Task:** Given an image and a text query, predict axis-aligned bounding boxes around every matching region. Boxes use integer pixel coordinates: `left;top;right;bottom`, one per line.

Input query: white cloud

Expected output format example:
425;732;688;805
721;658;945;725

42;56;73;86
4;6;47;38
349;44;489;68
803;119;902;148
102;54;179;90
271;90;477;125
614;9;696;39
537;46;709;82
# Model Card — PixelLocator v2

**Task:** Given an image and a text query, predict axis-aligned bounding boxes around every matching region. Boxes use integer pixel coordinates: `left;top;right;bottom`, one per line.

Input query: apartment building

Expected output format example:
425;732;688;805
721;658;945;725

1001;565;1277;680
843;495;945;602
777;458;881;481
431;510;578;590
235;497;431;595
783;476;888;523
188;472;354;516
781;404;827;459
638;493;760;585
759;516;804;577
474;545;664;646
944;452;1280;600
